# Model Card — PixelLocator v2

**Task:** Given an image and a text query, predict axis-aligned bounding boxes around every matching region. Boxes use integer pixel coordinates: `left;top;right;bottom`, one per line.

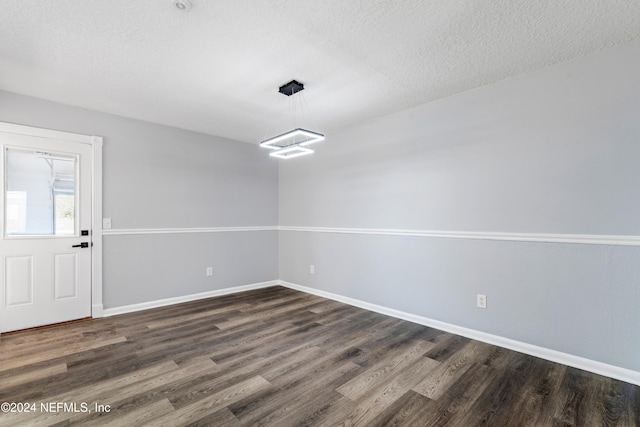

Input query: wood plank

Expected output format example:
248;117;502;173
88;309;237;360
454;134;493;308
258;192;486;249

142;376;271;426
416;362;497;426
459;353;539;426
145;304;252;329
0;336;126;373
341;356;441;426
412;340;492;400
336;340;436;401
183;407;241;427
0;363;67;390
368;390;438;427
83;398;175;427
234;362;361;426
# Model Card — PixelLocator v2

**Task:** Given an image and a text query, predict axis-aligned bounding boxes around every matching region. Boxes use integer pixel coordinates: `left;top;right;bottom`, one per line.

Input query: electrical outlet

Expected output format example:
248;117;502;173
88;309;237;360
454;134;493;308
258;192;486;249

477;294;487;309
102;218;112;229
206;267;213;277
310;265;315;274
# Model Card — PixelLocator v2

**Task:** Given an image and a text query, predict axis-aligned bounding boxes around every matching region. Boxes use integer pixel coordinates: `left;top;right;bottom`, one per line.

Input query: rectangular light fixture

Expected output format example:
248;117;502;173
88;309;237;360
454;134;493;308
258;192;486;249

269;145;314;159
260;128;325;150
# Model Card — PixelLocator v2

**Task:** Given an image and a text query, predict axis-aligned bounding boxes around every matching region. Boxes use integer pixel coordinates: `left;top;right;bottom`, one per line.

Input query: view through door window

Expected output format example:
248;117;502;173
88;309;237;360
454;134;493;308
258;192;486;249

4;147;77;236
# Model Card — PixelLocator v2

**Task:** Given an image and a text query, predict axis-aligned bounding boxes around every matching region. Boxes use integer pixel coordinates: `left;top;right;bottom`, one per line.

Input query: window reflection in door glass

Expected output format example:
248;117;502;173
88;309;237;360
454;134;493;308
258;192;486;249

5;148;77;236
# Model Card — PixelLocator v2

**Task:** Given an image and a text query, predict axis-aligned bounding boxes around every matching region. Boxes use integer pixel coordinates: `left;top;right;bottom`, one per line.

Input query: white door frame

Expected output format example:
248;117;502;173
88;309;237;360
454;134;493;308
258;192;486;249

0;121;103;327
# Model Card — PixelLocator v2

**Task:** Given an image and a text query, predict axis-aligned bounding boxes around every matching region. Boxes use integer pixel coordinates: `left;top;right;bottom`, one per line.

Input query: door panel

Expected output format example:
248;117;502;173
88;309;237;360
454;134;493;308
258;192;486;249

4;255;33;307
1;132;92;333
53;253;78;300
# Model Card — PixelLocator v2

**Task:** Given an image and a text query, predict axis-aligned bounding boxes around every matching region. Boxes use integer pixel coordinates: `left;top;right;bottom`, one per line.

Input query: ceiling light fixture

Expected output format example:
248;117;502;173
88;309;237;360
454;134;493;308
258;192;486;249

170;0;192;12
269;145;314;159
260;128;324;150
260;80;324;160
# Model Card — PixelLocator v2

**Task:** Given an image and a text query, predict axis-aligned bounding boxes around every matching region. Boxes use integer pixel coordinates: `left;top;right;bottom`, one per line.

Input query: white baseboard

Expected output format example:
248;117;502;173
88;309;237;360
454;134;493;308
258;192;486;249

278;280;640;387
92;304;104;318
102;280;277;317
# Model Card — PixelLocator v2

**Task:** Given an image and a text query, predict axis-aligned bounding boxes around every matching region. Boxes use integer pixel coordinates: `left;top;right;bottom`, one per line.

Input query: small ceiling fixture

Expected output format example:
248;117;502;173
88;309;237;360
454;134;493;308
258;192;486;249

278;80;305;96
260;80;324;159
170;0;192;12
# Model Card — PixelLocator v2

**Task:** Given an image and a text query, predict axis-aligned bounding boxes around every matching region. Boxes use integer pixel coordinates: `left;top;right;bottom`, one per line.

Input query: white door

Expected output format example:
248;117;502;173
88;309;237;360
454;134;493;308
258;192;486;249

0;132;92;333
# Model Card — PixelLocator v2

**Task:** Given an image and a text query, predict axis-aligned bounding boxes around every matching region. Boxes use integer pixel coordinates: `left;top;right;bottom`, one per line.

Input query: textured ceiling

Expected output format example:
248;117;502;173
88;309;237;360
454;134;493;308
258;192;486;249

1;0;640;144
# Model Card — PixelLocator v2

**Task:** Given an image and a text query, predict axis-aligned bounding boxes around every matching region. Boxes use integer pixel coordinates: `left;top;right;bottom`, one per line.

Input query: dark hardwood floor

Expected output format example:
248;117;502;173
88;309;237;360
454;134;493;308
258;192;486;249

0;286;638;426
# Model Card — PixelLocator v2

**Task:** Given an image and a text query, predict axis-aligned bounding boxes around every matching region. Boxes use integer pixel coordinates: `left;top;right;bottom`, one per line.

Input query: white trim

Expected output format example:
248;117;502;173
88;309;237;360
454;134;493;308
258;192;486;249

103;226;278;236
0;122;96;145
102;225;640;246
102;280;277;317
91;136;103;318
278;280;640;386
279;226;640;246
92;304;104;318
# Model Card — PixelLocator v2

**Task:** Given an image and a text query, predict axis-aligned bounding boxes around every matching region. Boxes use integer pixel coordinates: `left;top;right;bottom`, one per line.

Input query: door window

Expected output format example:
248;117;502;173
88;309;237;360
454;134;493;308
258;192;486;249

4;147;78;237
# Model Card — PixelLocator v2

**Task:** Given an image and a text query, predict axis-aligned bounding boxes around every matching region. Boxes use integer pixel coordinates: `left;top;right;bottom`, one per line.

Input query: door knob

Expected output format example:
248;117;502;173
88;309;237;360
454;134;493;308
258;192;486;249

72;242;90;248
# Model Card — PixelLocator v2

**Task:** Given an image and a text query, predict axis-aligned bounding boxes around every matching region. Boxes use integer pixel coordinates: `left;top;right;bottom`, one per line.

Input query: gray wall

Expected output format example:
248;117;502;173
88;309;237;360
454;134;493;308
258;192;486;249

279;40;640;371
104;231;276;308
0;91;279;308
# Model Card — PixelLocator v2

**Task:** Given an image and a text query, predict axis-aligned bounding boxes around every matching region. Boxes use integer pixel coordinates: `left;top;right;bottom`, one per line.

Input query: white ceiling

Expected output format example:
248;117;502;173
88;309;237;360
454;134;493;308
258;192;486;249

1;1;640;144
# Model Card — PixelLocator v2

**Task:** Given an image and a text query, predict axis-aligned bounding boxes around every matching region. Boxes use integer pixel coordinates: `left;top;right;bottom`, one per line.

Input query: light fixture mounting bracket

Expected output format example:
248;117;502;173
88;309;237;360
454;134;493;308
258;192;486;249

279;80;304;96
